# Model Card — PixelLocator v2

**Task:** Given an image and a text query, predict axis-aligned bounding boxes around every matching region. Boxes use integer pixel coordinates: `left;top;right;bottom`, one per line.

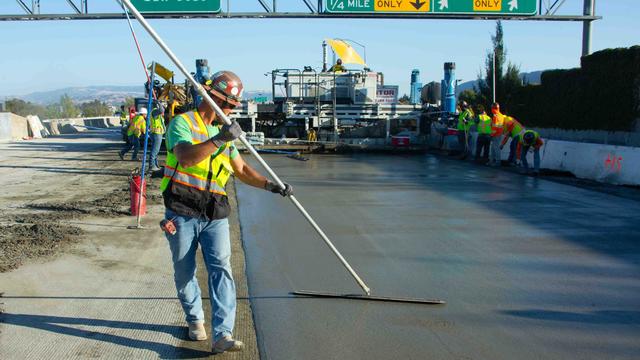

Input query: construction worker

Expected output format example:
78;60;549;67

307;128;317;142
148;107;165;171
119;105;129;143
119;107;147;161
456;101;474;159
520;129;544;175
161;70;292;355
500;115;525;166
474;105;492;163
489;102;505;166
328;58;346;72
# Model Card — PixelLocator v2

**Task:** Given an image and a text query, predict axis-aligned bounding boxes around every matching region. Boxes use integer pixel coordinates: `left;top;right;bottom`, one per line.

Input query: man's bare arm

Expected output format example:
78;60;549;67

231;154;268;189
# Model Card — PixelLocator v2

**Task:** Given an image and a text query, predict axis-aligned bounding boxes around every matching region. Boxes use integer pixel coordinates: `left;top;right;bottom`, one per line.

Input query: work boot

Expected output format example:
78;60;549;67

118;152;124;161
188;321;207;341
212;335;244;354
150;166;161;172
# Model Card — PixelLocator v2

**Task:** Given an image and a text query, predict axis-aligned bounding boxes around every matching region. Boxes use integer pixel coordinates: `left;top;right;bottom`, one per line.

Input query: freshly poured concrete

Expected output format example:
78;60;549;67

236;154;640;360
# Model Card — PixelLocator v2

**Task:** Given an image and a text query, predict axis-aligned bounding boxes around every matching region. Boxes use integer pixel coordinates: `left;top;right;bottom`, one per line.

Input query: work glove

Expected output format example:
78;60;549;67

210;121;243;148
265;180;293;197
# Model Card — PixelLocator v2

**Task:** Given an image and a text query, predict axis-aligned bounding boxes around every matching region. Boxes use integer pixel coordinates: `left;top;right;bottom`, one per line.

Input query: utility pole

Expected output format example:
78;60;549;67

582;0;595;57
492;50;496;103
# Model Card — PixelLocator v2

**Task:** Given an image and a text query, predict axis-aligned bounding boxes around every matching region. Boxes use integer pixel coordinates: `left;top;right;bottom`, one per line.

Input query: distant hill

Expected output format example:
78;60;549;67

15;86;145;105
9;86;273;106
455;70;543;95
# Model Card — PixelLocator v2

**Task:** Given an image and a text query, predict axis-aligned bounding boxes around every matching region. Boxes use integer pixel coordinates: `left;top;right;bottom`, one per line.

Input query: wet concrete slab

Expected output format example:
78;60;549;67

236;153;640;360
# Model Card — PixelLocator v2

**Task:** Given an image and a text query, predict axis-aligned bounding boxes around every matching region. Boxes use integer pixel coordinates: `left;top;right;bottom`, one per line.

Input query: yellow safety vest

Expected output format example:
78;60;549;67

477;114;492;135
127;115;146;137
150;114;165;135
160;111;233;197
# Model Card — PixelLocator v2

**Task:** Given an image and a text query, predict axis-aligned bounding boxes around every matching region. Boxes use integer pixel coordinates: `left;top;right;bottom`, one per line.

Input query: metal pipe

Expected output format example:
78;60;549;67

119;0;371;296
492;51;496;103
581;0;594;57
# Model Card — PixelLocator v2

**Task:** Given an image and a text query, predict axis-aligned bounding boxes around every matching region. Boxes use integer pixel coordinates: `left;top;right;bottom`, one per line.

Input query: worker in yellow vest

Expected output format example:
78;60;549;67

474;105;492;163
161;70;292;354
148;107;166;171
500;115;525;166
520;130;544;175
119;105;130;143
307;128;317;142
328;58;346;72
456;101;474;159
119;107;147;161
489;102;505;167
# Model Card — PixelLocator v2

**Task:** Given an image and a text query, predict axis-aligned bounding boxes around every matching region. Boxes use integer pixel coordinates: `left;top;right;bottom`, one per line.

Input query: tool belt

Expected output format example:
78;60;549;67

162;166;230;221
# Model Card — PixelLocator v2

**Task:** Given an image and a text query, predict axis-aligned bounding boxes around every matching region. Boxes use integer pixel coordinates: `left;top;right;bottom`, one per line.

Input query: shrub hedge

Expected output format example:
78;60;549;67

510;46;640;131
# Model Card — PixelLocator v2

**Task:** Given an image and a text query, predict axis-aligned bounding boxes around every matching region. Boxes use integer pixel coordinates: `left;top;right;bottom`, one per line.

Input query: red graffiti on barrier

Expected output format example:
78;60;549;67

604;153;622;172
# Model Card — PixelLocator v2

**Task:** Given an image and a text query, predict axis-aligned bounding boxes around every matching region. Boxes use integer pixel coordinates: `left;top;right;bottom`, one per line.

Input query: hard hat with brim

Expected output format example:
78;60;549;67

203;70;244;107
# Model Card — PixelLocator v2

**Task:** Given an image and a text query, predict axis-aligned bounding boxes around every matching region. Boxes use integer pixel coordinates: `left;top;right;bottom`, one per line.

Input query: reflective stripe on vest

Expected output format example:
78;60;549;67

150;115;165;134
477;114;492;135
160;111;233;196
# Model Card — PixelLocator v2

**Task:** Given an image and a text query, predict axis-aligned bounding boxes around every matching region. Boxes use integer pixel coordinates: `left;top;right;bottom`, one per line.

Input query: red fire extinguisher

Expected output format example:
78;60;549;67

130;173;147;216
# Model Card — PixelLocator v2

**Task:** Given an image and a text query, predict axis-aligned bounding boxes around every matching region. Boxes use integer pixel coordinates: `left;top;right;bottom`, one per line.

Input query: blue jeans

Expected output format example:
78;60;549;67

164;209;236;341
521;146;540;172
149;133;163;169
507;134;520;163
120;135;140;160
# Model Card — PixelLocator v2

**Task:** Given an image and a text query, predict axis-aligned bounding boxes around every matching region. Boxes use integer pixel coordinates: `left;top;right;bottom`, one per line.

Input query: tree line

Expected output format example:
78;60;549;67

5;94;114;119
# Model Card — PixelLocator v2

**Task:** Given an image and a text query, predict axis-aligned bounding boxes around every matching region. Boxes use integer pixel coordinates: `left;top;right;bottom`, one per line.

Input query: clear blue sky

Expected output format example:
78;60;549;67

0;1;638;97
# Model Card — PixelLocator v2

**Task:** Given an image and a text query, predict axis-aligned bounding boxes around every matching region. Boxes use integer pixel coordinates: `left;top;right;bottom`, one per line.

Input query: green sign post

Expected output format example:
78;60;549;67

130;0;221;14
326;0;536;15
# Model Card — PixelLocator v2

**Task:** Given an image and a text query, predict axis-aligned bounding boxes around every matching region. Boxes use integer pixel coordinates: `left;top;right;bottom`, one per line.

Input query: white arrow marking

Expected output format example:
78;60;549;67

508;0;518;11
439;0;449;10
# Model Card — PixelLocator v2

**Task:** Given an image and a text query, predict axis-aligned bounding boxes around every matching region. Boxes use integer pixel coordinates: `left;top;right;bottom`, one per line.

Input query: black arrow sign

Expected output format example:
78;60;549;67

410;0;426;10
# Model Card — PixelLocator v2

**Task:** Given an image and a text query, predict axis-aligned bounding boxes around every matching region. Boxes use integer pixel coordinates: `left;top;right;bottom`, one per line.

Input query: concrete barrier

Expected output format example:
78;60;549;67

42;116;120;134
540;140;640;186
0;112;29;141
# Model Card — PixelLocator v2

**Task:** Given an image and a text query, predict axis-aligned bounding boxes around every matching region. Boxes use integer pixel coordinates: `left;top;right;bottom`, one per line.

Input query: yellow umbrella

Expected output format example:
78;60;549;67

326;39;366;65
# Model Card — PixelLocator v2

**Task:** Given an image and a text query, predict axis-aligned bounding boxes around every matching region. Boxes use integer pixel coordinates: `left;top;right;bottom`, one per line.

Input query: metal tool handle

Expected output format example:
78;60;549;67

119;0;371;295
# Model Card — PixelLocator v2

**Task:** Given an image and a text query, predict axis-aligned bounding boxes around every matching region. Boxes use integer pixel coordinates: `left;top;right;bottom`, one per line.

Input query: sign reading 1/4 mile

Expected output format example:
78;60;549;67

326;0;431;13
326;0;536;15
130;0;221;13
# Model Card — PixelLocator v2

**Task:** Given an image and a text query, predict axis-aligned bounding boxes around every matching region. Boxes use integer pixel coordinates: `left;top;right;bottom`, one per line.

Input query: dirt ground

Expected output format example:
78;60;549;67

0;130;258;359
0;153;163;272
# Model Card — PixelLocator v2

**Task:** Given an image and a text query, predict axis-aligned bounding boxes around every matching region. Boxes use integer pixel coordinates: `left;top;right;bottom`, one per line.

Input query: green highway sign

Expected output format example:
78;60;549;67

326;0;431;13
326;0;536;15
432;0;537;15
130;0;221;14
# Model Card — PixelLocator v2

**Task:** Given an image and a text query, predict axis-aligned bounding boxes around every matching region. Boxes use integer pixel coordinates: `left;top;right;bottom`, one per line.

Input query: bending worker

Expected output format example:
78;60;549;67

474;105;492;163
148;107;165;171
161;70;292;355
500;115;524;166
520;129;544;175
119;107;146;161
456;101;474;159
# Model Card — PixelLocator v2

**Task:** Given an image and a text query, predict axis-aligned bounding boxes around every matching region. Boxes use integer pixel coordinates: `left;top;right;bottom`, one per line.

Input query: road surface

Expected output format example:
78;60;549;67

237;153;640;360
